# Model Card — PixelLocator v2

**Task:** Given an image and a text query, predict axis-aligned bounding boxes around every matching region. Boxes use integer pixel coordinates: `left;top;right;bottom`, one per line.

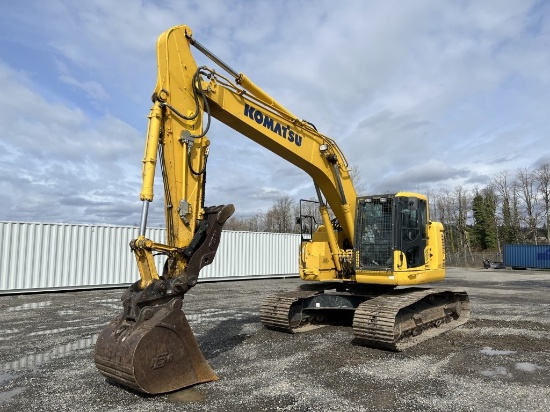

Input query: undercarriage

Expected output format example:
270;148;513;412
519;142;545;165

260;283;470;351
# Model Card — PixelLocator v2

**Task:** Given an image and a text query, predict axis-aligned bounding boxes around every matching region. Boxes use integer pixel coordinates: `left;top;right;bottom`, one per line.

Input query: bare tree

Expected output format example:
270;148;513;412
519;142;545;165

430;188;455;252
492;171;518;245
224;212;265;232
455;186;473;261
534;163;550;244
263;196;296;233
511;180;522;242
516;168;540;244
348;164;366;196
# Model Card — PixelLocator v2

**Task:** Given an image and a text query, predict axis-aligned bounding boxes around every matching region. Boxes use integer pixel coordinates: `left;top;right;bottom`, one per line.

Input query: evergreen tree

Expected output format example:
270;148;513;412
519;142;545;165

471;188;498;250
471;192;485;249
501;196;518;244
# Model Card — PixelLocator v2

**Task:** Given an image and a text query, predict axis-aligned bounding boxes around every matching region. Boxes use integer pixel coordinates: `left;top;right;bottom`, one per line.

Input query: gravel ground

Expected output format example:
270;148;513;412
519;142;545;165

1;268;549;411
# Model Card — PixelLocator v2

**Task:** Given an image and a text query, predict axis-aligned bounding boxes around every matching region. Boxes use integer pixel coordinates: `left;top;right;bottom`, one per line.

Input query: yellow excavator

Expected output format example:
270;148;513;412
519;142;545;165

94;25;470;394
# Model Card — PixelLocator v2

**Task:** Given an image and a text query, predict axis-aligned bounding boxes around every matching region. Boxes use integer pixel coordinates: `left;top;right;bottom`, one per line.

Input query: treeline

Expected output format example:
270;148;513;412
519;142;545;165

224;163;550;253
224;196;302;234
428;163;550;254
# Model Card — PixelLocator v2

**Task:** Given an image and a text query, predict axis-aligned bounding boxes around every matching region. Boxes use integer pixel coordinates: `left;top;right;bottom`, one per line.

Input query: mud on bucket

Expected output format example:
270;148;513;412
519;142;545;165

94;298;217;394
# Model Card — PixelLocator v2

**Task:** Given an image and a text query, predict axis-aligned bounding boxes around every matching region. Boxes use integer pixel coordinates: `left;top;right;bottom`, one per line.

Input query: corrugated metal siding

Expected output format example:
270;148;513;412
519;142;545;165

201;231;299;278
503;244;550;269
0;221;300;293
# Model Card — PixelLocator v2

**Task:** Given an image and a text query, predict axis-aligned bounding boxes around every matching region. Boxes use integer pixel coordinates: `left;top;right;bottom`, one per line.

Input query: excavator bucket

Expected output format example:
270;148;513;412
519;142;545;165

94;297;217;394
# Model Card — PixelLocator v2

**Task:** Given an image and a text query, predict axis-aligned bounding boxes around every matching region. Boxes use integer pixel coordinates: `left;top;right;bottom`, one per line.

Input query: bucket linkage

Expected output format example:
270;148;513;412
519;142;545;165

94;204;234;394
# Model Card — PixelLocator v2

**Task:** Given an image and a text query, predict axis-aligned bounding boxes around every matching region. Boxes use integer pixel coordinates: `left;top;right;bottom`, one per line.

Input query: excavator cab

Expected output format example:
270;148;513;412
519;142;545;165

355;195;395;270
354;193;428;271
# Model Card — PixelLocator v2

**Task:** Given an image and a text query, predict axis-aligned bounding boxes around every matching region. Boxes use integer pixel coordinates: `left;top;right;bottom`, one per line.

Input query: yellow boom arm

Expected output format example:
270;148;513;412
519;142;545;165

135;25;358;286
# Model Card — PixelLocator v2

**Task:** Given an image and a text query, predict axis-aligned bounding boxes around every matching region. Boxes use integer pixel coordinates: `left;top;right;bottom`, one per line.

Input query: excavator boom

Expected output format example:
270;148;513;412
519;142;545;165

94;26;240;392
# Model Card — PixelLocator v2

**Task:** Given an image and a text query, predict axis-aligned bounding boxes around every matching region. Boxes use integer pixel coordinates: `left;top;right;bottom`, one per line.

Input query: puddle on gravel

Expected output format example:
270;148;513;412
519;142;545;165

186;309;234;324
7;301;52;312
1;334;98;372
480;347;517;356
0;372;24;405
57;310;79;316
166;387;205;403
28;324;105;337
480;366;512;378
29;326;86;336
0;386;26;404
94;298;121;310
0;329;20;337
515;362;544;372
0;373;17;385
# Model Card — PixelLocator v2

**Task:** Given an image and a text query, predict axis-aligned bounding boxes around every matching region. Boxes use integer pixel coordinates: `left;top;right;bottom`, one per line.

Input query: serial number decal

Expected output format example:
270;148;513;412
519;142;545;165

151;352;174;369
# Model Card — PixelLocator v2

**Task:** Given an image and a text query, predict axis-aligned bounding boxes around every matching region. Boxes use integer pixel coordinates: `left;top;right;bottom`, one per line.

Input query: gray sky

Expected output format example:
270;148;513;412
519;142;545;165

0;0;548;227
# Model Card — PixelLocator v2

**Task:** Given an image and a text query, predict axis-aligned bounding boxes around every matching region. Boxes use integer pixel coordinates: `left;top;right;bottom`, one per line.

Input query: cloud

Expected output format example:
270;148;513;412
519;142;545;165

0;61;147;225
0;62;140;158
56;59;109;101
373;159;472;193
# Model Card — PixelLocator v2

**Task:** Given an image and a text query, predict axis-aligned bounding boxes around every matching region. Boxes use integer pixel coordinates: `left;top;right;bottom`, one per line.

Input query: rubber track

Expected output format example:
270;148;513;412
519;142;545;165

260;290;320;332
352;288;470;351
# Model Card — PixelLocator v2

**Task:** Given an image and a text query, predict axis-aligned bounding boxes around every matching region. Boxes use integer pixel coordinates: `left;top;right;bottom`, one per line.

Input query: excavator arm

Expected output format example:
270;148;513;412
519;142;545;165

94;24;357;394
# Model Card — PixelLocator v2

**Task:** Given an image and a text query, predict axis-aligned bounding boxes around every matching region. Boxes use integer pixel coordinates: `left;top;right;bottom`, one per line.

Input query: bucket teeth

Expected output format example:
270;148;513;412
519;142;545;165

94;298;217;394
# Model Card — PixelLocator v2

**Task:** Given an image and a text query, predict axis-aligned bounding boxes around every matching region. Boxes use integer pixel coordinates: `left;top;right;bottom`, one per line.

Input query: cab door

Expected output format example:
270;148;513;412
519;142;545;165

396;196;427;268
